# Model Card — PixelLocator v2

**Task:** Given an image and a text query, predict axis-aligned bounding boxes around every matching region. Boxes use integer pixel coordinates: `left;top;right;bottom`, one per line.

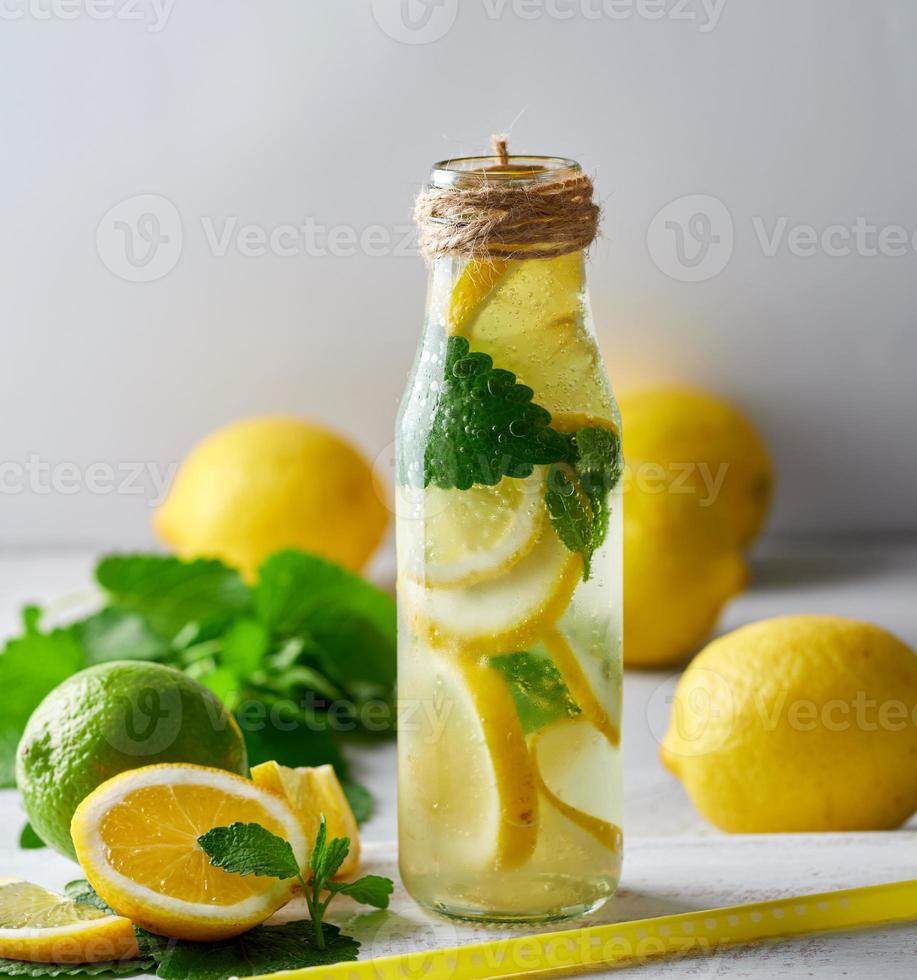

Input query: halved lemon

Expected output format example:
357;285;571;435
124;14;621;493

531;717;622;857
71;764;307;942
402;468;546;589
250;762;360;879
402;524;582;656
0;879;138;964
398;649;538;872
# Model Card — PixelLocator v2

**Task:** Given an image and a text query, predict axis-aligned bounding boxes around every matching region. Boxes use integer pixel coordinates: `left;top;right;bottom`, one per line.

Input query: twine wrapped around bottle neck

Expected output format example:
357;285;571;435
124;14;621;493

414;139;600;261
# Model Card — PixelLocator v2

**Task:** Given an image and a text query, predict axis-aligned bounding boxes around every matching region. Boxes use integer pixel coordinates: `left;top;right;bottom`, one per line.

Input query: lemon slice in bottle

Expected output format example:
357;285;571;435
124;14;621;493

447;257;512;336
404;468;546;589
530;717;623;856
460;253;612;419
398;649;538;872
402;524;582;656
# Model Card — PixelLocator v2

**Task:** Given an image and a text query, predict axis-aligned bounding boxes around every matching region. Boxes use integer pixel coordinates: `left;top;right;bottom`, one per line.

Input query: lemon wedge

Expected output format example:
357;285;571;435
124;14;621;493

71;764;307;942
402;525;581;656
250;762;360;879
402;468;546;589
398;649;538;872
0;878;138;964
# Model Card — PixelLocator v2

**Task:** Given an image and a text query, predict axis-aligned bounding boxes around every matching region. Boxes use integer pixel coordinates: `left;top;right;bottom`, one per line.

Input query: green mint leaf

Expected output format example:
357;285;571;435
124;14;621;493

544;427;623;577
574;425;622;548
0;958;153;977
255;551;396;695
545;464;596;578
197;823;301;880
424;336;571;490
309;817;350;884
139;921;358;980
0;610;85;786
18;822;45;850
341;779;373;825
331;874;393;909
75;608;171;665
193;667;240;708
96;555;251;641
220;619;269;679
490;650;581;733
573;425;623;485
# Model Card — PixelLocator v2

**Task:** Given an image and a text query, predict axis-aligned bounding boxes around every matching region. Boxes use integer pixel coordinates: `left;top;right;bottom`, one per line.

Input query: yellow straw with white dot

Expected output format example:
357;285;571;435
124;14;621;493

251;878;917;980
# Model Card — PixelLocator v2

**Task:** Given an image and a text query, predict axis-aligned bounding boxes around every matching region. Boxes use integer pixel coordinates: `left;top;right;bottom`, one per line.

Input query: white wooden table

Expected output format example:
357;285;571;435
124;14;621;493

2;535;916;976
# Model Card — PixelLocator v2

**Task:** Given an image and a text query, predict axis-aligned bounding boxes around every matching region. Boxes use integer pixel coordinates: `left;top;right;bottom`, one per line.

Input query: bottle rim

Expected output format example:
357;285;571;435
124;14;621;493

430;155;581;188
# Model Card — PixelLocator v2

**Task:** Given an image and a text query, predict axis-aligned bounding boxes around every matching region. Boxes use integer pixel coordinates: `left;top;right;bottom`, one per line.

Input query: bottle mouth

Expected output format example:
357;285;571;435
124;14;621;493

430;155;582;189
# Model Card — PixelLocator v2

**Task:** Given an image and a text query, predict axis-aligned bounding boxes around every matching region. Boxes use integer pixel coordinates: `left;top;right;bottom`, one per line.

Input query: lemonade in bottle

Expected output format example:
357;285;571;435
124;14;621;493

397;150;622;923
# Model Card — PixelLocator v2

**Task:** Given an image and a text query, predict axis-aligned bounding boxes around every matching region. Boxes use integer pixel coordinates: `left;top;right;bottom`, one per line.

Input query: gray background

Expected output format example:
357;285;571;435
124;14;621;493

2;0;915;546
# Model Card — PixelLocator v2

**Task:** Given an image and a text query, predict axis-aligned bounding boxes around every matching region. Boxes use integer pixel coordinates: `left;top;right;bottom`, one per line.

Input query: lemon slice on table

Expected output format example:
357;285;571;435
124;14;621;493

402;525;582;656
71;764;307;942
251;761;360;879
530;717;623;857
398;649;538;871
0;879;138;964
404;468;547;589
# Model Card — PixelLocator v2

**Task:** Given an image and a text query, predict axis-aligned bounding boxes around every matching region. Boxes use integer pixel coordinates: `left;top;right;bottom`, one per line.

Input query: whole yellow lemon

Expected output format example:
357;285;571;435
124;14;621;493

661;615;917;832
155;416;388;580
624;478;747;667
619;387;773;545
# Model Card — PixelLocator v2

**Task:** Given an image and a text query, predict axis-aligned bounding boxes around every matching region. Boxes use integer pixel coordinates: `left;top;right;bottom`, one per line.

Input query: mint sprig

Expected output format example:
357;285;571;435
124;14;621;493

424;336;623;578
1;548;396;796
197;817;392;951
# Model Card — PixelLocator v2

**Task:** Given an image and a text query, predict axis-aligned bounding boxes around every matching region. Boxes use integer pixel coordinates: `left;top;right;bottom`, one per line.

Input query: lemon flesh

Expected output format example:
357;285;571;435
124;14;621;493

448;257;511;336
0;879;138;964
401;468;546;589
402;524;582;656
71;764;307;941
398;649;539;874
460;253;612;420
250;762;360;878
531;718;623;857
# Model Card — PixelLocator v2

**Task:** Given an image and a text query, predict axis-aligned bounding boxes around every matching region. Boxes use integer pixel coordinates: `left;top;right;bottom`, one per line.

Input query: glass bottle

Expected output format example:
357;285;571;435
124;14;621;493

396;155;623;923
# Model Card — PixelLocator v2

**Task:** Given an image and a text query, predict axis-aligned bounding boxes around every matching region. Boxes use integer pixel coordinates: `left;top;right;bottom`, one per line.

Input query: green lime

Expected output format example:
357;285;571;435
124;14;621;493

16;661;248;860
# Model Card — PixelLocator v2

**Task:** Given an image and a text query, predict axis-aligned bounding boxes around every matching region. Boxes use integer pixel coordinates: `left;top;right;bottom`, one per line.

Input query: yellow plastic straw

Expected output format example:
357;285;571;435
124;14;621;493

253;878;917;980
